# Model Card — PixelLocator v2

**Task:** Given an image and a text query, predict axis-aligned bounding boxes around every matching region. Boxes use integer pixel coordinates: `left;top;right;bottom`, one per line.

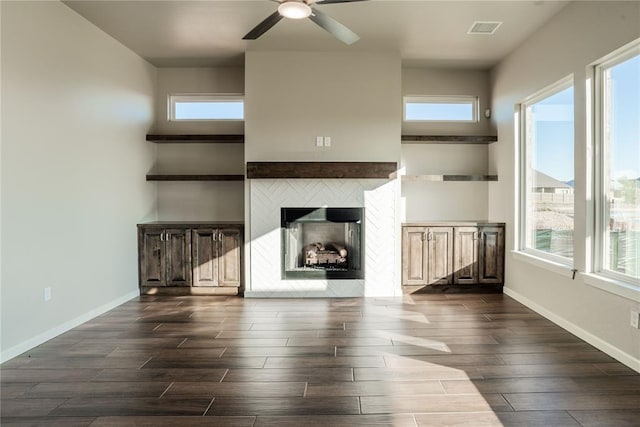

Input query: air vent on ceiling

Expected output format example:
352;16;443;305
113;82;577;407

467;21;502;35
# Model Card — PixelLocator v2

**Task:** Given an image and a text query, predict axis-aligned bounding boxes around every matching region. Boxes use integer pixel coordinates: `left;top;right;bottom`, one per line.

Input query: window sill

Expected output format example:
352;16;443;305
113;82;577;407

511;250;575;278
583;273;640;303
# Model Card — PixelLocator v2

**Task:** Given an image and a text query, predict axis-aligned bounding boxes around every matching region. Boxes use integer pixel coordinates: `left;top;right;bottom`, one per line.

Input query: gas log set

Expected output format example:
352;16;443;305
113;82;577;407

303;242;348;266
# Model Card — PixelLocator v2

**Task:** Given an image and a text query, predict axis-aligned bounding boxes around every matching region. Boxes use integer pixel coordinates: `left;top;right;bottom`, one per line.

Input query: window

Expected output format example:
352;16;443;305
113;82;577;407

596;45;640;283
403;95;478;122
520;78;575;262
169;94;244;121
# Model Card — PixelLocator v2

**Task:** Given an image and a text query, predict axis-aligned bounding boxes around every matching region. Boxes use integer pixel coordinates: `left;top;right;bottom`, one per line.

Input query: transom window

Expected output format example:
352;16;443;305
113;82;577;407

519;78;575;263
169;94;244;121
403;95;478;122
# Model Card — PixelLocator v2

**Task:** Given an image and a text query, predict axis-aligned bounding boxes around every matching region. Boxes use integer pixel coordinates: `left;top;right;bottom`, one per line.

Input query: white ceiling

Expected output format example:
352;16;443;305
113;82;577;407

63;0;569;69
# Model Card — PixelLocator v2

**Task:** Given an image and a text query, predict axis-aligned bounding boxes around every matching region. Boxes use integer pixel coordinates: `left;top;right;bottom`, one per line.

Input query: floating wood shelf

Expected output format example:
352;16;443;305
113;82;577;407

246;162;398;179
146;134;244;144
401;135;498;144
146;174;245;181
402;174;498;182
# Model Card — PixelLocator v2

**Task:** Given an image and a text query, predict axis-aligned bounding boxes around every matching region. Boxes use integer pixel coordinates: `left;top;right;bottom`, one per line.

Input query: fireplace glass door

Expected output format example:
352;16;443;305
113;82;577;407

282;208;364;280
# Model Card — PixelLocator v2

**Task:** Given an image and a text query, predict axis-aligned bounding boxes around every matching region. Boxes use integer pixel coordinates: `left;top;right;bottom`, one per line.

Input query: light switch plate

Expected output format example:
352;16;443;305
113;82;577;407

316;136;323;147
324;136;331;147
631;310;640;329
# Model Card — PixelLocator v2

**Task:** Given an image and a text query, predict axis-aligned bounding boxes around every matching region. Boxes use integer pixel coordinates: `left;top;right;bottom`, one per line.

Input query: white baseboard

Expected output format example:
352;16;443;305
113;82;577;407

504;287;640;373
0;290;140;363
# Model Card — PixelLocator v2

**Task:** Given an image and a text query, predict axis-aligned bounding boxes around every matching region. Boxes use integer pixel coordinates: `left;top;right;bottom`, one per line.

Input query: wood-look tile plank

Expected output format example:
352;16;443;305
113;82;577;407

499;351;617;365
504;391;640;410
92;368;227;382
249;322;345;331
223;368;354;383
254;414;417;427
305;380;445;397
215;330;319;339
142;356;266;369
264;356;385;368
0;398;67;417
222;346;335;357
0;382;36;398
474;363;615;378
206;397;360;416
26;381;171;398
384;354;504;367
361;393;512;414
354;366;481;381
89;416;256;427
568;410;640;426
441;377;582;394
181;338;288;348
413;411;580;427
163;381;306;398
1;417;96;427
50;397;212;417
391;335;500;345
287;337;392;346
0;369;102;383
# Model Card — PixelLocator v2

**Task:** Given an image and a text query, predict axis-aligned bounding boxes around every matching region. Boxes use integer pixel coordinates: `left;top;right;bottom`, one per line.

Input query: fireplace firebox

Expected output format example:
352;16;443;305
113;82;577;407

281;208;364;280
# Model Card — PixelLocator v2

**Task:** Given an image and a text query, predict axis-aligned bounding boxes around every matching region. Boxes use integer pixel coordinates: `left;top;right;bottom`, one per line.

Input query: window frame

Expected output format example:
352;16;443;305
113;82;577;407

517;75;575;266
403;95;479;123
168;93;244;122
593;42;640;287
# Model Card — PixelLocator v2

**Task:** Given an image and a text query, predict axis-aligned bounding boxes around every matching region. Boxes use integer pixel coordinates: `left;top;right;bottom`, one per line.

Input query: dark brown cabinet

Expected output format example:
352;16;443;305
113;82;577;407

138;222;243;295
402;226;453;286
402;222;504;292
192;228;242;287
140;228;191;287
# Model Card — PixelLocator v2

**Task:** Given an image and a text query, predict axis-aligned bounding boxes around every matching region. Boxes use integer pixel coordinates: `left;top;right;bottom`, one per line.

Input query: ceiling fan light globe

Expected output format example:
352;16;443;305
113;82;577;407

278;1;312;19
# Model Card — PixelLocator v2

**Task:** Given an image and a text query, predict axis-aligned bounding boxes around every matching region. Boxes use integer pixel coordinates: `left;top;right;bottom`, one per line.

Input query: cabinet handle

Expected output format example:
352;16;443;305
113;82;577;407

473;232;479;241
422;232;426;241
480;232;485;240
218;231;223;242
160;232;165;241
213;231;217;242
427;232;433;241
165;232;170;242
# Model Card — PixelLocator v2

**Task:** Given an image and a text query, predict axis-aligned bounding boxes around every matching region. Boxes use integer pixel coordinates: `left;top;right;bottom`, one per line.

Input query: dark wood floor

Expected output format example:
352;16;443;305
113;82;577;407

2;293;640;426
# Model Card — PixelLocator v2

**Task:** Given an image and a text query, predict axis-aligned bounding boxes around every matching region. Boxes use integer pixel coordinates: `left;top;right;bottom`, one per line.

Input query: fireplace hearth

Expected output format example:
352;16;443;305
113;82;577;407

281;207;364;280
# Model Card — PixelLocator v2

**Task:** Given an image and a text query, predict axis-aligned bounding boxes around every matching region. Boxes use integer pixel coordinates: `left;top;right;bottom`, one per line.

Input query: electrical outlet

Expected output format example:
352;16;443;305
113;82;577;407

324;136;331;147
316;136;324;147
631;310;640;329
44;287;52;302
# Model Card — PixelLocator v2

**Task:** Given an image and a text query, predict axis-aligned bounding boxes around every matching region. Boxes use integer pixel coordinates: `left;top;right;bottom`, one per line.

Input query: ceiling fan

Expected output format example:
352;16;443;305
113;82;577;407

243;0;369;45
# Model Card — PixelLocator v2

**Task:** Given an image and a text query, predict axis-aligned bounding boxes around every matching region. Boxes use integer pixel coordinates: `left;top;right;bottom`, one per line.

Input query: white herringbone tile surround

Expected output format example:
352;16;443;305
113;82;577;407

247;179;401;297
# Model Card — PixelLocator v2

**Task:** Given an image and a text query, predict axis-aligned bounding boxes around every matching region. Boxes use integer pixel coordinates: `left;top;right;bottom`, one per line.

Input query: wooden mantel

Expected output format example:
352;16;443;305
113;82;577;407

246;162;398;179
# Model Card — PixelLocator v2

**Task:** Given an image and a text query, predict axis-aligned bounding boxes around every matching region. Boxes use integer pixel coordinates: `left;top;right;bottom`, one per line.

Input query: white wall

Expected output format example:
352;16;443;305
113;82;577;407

154;67;245;221
245;51;401;162
490;1;640;369
0;1;157;361
401;68;493;221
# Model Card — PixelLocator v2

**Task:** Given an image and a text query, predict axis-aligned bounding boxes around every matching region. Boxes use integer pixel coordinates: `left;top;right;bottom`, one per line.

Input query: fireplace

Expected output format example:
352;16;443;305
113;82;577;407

281;207;364;280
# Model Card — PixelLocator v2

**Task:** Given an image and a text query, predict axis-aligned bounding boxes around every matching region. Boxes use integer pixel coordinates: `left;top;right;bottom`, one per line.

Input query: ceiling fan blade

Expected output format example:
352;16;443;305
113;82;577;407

243;11;283;40
308;8;359;45
314;0;369;4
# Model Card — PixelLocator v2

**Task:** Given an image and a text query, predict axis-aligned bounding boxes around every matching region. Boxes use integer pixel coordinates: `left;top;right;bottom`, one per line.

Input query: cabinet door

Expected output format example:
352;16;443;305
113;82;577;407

427;227;454;285
219;228;242;287
454;227;479;284
402;227;428;286
192;228;219;287
165;229;192;286
140;228;166;287
479;226;504;284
